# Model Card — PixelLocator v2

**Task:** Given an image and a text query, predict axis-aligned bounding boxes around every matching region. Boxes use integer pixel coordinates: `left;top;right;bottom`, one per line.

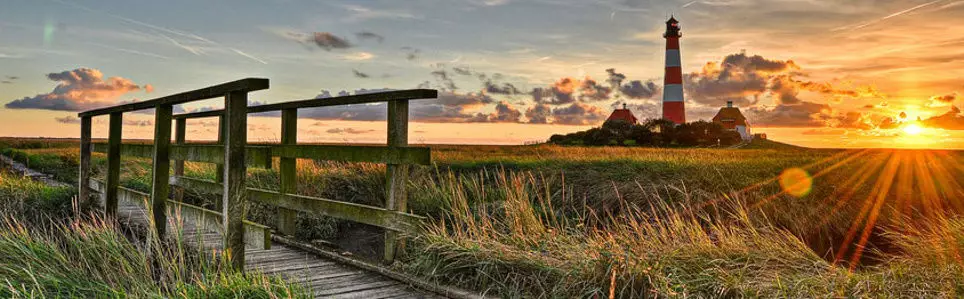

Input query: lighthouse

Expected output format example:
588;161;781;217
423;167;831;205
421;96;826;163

662;16;685;124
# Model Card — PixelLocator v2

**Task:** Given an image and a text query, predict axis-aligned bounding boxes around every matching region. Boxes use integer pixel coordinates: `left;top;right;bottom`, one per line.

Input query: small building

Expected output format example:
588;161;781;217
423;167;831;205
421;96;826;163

712;101;752;140
606;103;638;124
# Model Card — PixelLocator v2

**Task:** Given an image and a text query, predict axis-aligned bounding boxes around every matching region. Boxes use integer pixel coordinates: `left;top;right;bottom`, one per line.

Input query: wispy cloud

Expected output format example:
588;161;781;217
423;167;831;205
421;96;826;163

342;52;374;61
87;42;169;60
833;0;943;31
0;52;23;59
339;4;420;22
160;34;204;55
54;0;266;64
231;48;268;64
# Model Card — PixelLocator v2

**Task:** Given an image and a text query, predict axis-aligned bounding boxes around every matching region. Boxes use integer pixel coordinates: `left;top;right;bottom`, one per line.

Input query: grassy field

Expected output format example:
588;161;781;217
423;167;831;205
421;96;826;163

0;144;306;298
2;137;964;297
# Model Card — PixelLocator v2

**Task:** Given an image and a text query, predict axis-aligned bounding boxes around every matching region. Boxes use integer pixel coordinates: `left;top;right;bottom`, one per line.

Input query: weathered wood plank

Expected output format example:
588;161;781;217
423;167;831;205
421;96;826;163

173;109;223;120
79;78;269;117
272;145;430;165
169;176;424;233
90;143;271;168
248;188;424;233
384;99;410;263
253;89;435;113
327;285;414;299
88;179;270;249
215;114;225;184
79;116;92;205
253;260;335;274
105;112;123;217
314;279;398;297
172;89;436;119
223;90;248;270
278;108;298;236
150;104;173;238
173;117;186;202
91;143;428;166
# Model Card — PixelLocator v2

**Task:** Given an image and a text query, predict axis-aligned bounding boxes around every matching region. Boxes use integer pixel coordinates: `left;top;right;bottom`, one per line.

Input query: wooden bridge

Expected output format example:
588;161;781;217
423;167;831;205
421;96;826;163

77;79;472;298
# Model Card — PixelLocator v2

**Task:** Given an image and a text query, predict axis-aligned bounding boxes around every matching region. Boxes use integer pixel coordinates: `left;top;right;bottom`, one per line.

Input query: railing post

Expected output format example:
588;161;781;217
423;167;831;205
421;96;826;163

384;99;409;263
173;117;186;202
150;104;173;239
215;114;226;210
277;108;298;236
79;116;92;204
222;91;248;270
105;112;123;217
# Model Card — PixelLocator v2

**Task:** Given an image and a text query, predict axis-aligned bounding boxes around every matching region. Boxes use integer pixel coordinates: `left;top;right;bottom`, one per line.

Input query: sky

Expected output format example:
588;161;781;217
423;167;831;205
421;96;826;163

1;0;963;148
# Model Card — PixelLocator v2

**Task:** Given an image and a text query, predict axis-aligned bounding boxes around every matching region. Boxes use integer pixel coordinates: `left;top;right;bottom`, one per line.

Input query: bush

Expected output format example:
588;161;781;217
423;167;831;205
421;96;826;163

0;172;80;225
548;118;742;147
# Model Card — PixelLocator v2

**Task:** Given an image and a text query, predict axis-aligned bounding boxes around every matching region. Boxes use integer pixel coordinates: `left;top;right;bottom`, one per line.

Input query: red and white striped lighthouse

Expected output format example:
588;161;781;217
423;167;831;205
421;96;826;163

662;16;685;124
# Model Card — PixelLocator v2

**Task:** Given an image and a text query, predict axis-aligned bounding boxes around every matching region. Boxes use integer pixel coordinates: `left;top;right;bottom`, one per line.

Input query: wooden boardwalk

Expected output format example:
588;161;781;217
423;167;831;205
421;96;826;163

115;198;445;298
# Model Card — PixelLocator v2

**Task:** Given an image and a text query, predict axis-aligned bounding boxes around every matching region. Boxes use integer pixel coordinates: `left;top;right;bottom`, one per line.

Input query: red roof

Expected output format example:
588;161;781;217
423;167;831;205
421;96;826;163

607;109;638;124
712;107;749;129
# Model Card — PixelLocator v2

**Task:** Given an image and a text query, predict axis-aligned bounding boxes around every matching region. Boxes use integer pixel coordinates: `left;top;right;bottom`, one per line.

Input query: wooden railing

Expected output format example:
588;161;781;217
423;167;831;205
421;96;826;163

78;78;437;269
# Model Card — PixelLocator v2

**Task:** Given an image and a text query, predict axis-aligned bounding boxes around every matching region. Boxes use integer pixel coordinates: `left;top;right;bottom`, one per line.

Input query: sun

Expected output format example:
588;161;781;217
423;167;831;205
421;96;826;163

903;124;923;135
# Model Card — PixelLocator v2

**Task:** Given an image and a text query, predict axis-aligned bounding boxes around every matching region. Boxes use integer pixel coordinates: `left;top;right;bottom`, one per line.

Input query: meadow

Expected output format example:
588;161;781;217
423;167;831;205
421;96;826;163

0;159;306;298
1;137;964;297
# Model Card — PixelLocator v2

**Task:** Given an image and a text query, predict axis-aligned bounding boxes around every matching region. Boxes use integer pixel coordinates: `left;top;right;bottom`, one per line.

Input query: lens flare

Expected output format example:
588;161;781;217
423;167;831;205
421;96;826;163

779;168;812;197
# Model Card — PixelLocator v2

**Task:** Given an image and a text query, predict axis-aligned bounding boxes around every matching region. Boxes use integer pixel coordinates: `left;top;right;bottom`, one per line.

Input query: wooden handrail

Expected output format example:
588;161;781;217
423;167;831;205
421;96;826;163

89;143;431;165
172;89;437;119
78;78;269;117
78;77;435;267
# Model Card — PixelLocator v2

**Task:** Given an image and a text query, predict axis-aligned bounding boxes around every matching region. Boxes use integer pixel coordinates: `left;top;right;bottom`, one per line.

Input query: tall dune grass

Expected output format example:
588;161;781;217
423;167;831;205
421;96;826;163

403;169;964;298
0;171;306;298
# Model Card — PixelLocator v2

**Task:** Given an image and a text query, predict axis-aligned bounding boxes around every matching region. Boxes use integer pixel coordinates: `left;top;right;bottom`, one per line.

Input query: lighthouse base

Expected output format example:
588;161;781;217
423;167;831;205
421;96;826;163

662;101;686;124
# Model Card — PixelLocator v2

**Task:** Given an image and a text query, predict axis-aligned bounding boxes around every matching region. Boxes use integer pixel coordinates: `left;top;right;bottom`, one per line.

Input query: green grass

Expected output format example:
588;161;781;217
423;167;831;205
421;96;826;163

4;138;964;297
0;169;307;298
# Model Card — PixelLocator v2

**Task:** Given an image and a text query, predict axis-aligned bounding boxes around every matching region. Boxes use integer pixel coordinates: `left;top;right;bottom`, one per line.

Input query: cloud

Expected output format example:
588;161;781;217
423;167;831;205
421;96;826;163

525;104;552;124
311;32;352;50
342;52;374;60
352;69;371;78
743;101;874;129
484;81;522;95
402;47;420;61
340;4;419;22
605;68;660;99
5;68;148;111
578;78;612;102
684;52;883;125
429;69;458;91
922;106;964;130
355;31;384;43
745;101;830;127
532;77;578;105
926;92;957;108
551;102;608;125
124;119;153;127
306;89;502;123
801;128;848;136
54;116;81;124
327;127;375;134
683;52;798;107
469;101;522;123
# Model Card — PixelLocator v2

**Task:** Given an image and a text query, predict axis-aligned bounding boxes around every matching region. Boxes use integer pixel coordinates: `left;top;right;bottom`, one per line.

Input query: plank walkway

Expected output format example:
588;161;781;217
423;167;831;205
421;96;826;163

115;199;446;298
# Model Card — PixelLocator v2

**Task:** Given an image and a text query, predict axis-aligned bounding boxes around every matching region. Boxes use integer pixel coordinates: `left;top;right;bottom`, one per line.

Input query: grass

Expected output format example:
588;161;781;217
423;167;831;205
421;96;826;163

3;137;964;297
0;168;307;298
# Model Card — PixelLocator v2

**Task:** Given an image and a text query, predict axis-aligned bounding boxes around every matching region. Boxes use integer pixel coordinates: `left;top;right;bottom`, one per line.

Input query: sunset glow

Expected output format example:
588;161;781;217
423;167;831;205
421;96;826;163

1;1;962;148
